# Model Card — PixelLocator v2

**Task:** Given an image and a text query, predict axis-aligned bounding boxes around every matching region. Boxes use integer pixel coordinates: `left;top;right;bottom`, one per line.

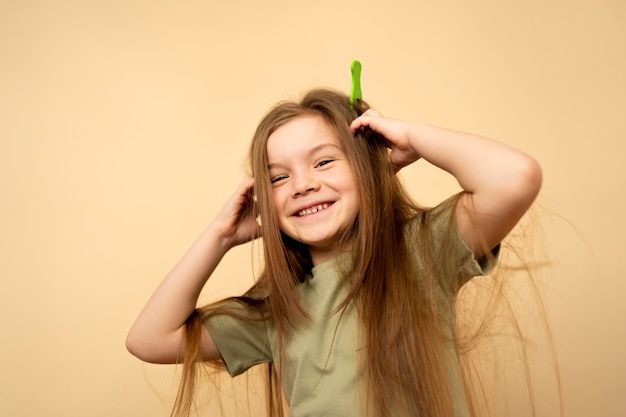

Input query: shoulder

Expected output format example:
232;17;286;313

404;194;460;240
404;193;499;291
202;297;274;376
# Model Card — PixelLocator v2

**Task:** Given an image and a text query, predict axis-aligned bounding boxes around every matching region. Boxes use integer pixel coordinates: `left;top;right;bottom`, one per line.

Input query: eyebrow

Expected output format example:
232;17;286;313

267;143;342;170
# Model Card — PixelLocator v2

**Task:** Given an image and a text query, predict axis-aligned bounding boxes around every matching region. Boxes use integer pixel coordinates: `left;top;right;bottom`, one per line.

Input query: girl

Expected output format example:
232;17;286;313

126;89;543;417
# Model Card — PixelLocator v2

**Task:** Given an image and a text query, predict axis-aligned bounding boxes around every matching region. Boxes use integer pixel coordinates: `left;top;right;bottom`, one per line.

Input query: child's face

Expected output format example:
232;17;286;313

266;115;360;265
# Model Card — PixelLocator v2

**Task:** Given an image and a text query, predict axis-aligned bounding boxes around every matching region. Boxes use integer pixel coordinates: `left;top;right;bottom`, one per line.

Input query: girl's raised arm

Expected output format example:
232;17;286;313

126;177;260;364
351;111;542;256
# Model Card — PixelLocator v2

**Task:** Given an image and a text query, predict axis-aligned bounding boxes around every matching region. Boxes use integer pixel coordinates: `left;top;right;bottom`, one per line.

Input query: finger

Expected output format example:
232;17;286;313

384;157;402;174
350;109;383;133
237;176;255;194
237;178;257;216
350;115;374;133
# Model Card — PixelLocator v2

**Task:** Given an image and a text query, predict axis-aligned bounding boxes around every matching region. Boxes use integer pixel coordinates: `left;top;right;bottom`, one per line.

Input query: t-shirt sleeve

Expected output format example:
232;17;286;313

406;193;500;294
204;301;274;377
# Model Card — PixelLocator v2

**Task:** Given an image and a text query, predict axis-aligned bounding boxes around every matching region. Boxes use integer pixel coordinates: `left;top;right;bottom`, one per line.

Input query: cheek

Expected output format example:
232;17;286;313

348;184;361;214
271;188;284;208
340;173;359;199
270;189;290;223
264;193;288;232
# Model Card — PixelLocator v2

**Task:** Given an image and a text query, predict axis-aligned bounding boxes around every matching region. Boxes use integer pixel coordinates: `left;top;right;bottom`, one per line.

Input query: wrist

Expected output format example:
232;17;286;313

201;223;234;255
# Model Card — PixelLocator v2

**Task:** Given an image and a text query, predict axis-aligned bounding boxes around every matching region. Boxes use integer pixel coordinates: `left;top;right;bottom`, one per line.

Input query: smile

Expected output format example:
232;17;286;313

297;203;331;217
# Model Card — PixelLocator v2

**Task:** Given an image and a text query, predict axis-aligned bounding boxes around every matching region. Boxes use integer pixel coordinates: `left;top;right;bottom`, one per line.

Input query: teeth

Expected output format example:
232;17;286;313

298;203;329;217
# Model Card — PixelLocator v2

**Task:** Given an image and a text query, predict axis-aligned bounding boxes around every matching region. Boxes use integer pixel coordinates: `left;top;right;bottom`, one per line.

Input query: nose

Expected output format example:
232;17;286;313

291;171;320;197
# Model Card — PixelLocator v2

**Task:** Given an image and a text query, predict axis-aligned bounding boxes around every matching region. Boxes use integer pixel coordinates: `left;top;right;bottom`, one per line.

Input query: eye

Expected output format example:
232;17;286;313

270;175;288;184
315;159;334;168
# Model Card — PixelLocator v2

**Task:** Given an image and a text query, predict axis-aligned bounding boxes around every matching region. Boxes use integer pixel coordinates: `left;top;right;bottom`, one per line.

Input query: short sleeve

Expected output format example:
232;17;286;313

204;301;274;377
406;194;500;294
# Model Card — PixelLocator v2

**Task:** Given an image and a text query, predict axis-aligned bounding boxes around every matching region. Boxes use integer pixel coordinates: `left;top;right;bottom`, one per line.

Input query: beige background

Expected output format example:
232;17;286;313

1;0;624;416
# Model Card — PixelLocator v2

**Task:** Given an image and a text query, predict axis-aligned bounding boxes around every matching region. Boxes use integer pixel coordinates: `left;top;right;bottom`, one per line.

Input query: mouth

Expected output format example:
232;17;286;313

296;202;332;217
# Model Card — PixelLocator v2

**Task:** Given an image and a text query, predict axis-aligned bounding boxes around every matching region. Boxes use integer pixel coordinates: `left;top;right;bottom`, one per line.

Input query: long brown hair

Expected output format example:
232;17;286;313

249;89;454;416
173;89;559;417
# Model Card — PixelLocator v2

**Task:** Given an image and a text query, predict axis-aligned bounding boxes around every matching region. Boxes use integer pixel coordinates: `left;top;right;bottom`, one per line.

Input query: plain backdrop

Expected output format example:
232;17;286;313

1;1;624;416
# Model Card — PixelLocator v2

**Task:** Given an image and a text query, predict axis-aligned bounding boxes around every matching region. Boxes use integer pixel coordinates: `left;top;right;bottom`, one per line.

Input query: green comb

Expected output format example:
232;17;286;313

350;60;362;110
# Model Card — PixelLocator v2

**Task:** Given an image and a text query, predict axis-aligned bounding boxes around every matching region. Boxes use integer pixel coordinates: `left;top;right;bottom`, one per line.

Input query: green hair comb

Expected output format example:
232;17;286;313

349;60;362;110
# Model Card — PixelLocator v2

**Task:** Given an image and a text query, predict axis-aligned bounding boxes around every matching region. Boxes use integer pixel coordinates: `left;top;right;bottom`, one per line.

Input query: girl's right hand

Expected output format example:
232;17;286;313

212;177;261;249
126;177;260;365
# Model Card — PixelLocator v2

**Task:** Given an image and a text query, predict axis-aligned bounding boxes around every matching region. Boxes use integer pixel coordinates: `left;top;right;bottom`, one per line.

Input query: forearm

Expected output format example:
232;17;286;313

406;123;539;197
407;122;542;253
126;224;229;361
352;112;541;254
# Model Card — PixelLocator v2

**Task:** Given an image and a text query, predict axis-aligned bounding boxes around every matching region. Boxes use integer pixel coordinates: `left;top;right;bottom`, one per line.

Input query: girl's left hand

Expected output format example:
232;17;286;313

350;109;421;172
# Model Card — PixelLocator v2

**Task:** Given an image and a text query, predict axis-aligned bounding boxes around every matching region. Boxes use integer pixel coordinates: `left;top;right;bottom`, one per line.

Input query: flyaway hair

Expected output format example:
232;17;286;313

172;89;560;417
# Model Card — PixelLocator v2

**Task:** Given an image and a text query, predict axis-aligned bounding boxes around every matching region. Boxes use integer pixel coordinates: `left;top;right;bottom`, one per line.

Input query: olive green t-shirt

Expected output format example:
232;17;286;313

204;196;498;417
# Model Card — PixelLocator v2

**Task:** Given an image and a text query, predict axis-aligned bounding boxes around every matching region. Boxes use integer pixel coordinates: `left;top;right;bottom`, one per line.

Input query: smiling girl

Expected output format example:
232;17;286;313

126;89;543;417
